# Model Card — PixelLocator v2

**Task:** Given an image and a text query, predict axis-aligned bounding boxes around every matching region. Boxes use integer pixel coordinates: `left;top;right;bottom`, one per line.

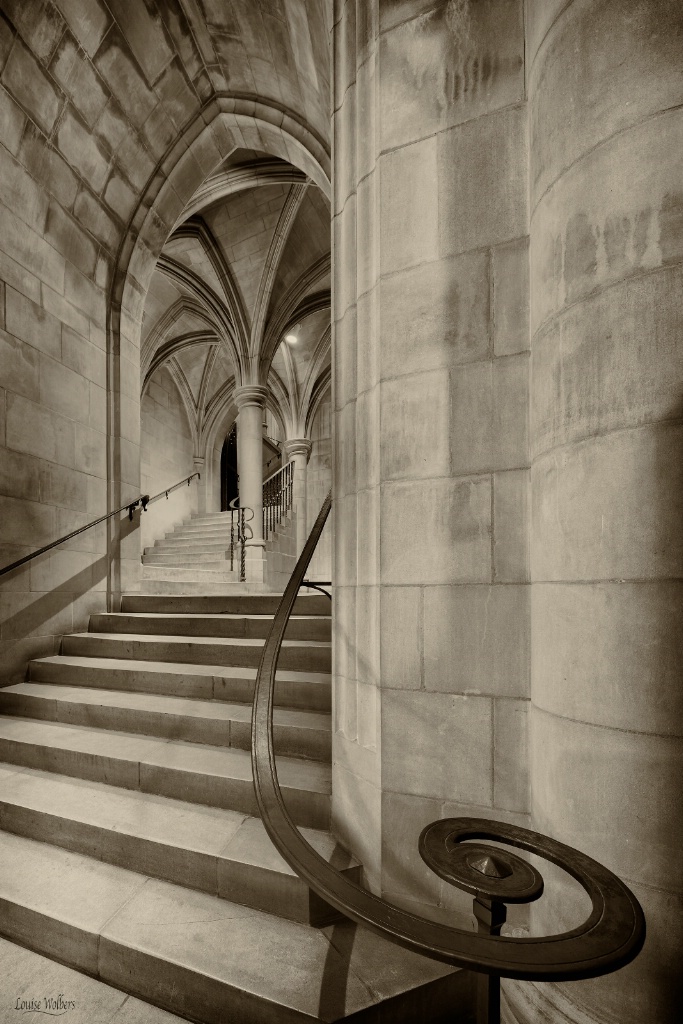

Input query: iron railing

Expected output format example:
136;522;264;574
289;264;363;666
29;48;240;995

262;461;293;541
0;472;201;579
251;492;645;1024
228;498;253;582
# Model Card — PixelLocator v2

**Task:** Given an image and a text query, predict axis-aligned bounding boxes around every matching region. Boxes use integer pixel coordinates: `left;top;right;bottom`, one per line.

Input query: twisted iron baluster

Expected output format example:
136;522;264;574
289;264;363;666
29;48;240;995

230;509;234;572
240;507;246;582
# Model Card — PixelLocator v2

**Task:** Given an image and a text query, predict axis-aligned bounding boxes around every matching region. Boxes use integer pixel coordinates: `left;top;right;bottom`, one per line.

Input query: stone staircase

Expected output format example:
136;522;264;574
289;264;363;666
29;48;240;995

0;592;468;1023
142;511;244;594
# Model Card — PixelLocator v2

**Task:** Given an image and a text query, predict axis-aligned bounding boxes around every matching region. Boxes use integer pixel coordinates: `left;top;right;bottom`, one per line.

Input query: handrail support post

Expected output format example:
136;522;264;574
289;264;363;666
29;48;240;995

473;897;505;1024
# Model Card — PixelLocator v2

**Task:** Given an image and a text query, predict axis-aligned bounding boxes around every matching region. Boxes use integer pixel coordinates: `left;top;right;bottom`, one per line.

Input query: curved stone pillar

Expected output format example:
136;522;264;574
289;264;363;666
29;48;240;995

519;2;683;1021
234;385;268;583
283;438;312;556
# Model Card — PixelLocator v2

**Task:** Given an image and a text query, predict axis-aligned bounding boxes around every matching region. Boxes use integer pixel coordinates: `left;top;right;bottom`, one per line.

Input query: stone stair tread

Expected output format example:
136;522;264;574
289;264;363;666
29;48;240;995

122;594;330;615
0;682;331;732
0;718;331;794
98;610;327;618
0;935;187;1024
88;614;331;641
74;632;330;650
28;656;332;712
0;831;460;1023
0;766;346;876
31;655;332;685
106;612;327;621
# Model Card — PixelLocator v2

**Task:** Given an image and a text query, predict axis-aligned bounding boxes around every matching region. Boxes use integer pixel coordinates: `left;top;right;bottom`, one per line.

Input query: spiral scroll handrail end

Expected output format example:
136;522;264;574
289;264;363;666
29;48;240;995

250;491;645;1023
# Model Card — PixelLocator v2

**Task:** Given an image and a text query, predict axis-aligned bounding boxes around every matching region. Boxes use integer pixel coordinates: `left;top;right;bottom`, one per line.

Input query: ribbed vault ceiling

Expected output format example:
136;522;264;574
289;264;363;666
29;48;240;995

141;143;331;452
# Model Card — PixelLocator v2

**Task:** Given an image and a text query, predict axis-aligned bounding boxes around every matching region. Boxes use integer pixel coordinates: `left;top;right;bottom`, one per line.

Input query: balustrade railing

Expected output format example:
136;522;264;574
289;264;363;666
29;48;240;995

251;493;645;1024
262;461;293;541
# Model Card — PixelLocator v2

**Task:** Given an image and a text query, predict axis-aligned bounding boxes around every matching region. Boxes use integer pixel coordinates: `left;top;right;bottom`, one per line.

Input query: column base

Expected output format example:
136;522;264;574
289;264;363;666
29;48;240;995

244;541;266;584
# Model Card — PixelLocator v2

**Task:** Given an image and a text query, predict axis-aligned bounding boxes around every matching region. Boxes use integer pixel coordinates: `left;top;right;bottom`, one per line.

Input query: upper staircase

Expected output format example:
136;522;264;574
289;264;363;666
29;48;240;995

142;511;244;594
0;590;468;1023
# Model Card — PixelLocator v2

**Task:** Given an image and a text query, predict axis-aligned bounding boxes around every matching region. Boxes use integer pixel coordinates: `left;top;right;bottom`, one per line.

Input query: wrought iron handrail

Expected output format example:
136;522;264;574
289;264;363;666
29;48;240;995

262;460;293;541
251;492;645;1022
0;472;201;579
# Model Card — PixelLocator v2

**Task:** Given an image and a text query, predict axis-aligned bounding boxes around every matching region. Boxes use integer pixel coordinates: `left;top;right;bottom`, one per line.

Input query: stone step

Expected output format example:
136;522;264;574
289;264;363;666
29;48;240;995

0;935;188;1023
29;656;332;711
143;552;231;565
0;767;355;925
0;831;467;1024
163;524;239;537
121;593;330;615
62;633;331;673
0;684;331;761
165;531;236;544
141;565;241;580
141;565;237;573
0;718;330;828
90;612;331;642
191;511;233;520
139;579;270;596
149;539;233;552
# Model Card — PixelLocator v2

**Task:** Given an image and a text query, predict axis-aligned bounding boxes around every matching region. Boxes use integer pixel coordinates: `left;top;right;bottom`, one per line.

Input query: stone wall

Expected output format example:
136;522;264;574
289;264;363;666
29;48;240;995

333;1;682;1020
332;0;530;923
307;395;332;580
140;365;196;552
0;0;331;683
512;2;683;1022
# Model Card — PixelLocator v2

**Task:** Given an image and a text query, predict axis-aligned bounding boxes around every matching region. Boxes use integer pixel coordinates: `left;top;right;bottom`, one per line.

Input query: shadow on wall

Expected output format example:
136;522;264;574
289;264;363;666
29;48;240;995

0;516;139;687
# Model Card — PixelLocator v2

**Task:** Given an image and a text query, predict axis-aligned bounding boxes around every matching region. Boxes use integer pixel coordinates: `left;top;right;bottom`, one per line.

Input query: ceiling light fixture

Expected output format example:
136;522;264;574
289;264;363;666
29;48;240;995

284;323;301;344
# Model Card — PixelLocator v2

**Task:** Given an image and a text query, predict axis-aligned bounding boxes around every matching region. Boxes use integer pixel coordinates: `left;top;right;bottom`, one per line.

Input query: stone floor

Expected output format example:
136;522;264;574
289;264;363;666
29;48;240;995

0;936;187;1024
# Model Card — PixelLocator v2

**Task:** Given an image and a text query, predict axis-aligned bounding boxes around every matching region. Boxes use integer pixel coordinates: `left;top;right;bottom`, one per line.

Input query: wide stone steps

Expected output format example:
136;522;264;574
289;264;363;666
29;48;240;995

160;527;239;540
0;684;331;761
155;527;236;539
0;591;469;1021
147;539;232;553
0;718;331;828
143;552;233;565
121;593;330;615
140;566;245;595
62;632;332;672
89;611;332;642
0;766;354;925
0;832;464;1024
28;655;332;710
0;937;188;1023
191;511;234;520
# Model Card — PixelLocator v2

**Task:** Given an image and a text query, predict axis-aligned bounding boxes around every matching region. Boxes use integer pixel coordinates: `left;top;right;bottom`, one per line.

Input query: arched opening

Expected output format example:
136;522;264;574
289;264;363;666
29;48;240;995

220;424;239;511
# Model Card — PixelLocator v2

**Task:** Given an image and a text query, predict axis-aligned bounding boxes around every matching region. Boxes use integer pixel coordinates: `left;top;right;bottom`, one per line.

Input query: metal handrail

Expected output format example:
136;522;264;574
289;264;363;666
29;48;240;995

251;492;645;1022
263;461;289;487
262;461;293;540
0;472;201;578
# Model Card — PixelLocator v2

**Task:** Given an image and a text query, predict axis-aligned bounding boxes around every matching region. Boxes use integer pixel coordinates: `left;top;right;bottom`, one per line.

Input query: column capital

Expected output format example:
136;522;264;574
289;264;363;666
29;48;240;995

233;384;268;410
283;437;313;462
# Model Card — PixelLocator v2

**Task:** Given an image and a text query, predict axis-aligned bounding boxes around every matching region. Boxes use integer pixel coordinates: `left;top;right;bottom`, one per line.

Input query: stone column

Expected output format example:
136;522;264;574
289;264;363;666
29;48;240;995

514;3;683;1023
193;456;205;515
332;0;530;914
283;438;312;557
233;385;267;583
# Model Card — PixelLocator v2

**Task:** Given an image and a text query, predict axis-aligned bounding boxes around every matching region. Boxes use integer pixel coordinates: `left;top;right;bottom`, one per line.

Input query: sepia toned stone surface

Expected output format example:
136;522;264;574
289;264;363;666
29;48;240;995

0;0;679;1020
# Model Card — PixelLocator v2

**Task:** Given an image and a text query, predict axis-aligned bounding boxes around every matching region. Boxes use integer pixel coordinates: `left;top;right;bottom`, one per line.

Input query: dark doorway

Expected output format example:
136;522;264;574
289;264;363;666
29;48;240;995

220;423;238;511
